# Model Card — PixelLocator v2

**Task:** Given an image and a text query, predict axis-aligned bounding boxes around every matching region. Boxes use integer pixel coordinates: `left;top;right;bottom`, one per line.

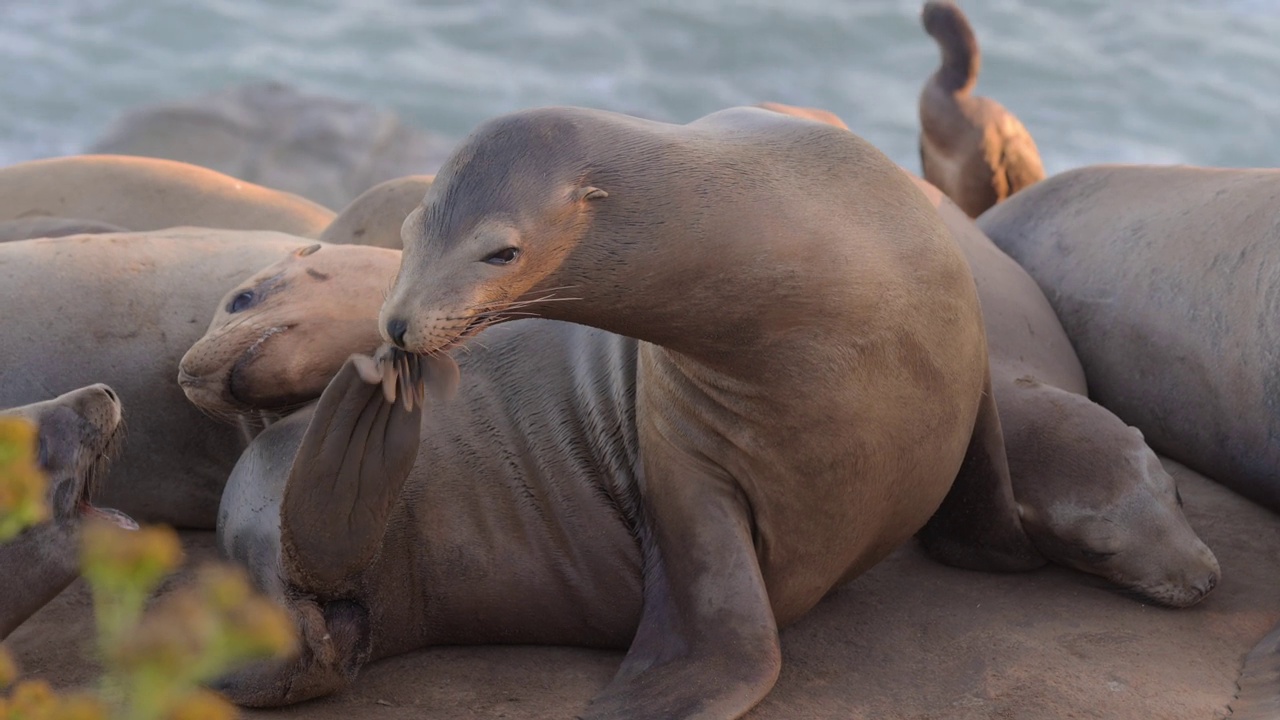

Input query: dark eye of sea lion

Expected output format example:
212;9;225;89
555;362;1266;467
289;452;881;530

483;247;520;265
1080;549;1116;564
227;290;256;314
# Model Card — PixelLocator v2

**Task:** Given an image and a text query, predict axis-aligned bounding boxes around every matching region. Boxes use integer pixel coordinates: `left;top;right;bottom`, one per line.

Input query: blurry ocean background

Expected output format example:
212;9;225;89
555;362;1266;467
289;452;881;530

2;0;1278;176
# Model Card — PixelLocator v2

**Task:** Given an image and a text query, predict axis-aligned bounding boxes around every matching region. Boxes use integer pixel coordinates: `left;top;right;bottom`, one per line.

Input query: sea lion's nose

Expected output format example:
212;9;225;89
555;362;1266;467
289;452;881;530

386;317;409;349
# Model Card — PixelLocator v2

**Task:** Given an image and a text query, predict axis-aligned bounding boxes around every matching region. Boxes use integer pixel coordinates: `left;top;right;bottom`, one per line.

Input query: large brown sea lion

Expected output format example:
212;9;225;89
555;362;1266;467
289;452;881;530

0;230;328;528
318;175;435;249
0;384;136;640
0;155;335;237
365;105;1039;718
918;1;1045;218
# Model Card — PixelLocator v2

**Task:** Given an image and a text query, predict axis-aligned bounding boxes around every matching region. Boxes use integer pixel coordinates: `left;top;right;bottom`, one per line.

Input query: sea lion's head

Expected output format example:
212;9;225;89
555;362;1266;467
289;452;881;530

1009;379;1220;608
1;384;132;529
177;243;400;419
378;108;611;355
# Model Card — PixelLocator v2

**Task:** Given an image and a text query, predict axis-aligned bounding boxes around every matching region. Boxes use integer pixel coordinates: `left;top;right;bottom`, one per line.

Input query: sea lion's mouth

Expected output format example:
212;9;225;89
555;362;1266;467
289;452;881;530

227;326;290;407
78;501;138;530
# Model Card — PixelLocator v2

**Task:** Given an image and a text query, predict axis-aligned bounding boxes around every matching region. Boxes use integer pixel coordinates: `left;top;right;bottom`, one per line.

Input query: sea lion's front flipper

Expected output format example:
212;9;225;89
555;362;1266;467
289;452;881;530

916;371;1046;572
279;348;424;599
1229;620;1280;719
582;450;781;720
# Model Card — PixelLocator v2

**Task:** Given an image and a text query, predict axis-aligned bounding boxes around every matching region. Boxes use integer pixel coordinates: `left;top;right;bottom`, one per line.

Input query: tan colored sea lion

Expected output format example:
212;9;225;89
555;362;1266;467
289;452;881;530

978;165;1280;512
918;1;1045;218
317;175;435;249
0;384;136;640
0;155;335;237
0;216;129;243
0;230;328;528
366;105;1039;719
178;242;399;415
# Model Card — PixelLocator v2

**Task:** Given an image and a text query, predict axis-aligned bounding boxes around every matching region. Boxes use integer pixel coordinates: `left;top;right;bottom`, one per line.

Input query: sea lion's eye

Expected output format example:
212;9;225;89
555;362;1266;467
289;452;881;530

484;247;520;265
227;290;256;314
1080;549;1116;563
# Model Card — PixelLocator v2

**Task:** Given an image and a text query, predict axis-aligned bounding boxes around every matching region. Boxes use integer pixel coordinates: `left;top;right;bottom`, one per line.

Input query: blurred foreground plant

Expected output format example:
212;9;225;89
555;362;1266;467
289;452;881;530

0;421;296;720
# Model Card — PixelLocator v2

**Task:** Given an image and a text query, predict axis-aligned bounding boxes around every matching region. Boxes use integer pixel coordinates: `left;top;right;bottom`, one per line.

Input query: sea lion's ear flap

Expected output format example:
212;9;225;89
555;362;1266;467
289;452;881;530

577;187;609;202
295;243;322;257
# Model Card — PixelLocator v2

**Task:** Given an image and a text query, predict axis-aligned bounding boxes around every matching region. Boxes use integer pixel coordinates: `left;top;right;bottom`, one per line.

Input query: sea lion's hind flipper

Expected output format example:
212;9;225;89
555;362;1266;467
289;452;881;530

1229;620;1280;719
916;372;1046;572
279;350;424;598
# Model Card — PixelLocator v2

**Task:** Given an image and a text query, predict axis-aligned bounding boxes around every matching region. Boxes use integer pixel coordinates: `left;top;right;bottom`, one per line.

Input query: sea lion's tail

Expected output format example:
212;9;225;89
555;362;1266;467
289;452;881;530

1231;620;1280;719
921;1;981;92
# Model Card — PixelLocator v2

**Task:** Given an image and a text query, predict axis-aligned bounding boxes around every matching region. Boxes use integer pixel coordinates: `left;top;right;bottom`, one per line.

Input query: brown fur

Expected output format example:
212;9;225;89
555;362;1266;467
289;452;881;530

918;1;1045;218
0;155;334;236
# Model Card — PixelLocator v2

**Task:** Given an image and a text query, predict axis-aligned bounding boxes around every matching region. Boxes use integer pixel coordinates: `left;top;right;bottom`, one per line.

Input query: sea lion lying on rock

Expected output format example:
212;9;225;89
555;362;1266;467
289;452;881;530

0;384;136;640
0;230;332;528
208;106;1043;717
0;155;335;237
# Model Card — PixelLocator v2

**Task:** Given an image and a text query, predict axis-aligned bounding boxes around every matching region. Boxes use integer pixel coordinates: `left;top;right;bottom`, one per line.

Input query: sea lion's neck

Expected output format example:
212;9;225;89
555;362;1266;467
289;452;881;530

930;21;980;94
528;131;818;375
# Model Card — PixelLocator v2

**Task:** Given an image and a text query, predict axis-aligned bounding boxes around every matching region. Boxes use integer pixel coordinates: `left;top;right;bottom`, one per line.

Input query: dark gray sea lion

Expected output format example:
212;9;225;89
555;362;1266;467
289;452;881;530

0;384;136;640
919;0;1045;218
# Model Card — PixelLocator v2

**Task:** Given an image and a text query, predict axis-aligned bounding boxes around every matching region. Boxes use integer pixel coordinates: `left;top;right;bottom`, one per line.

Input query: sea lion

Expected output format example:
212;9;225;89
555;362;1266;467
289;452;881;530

318;175;435;249
912;175;1219;606
0;230;330;528
978;165;1280;512
0;216;129;243
751;100;1219;605
918;0;1045;218
365;105;1039;719
0;155;335;237
178;242;399;415
0;384;137;640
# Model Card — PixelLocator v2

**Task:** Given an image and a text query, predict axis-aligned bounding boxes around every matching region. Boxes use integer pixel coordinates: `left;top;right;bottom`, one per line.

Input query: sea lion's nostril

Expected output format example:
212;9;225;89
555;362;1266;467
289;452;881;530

386;318;409;349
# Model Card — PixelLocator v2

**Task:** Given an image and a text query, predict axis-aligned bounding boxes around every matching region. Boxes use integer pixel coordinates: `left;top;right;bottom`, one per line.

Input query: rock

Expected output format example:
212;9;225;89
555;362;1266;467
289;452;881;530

88;81;456;210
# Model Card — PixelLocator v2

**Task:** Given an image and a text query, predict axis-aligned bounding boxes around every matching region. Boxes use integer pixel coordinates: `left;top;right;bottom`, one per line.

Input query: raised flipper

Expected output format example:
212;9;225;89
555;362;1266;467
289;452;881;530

279;346;427;600
581;434;781;720
1230;620;1280;719
916;371;1046;572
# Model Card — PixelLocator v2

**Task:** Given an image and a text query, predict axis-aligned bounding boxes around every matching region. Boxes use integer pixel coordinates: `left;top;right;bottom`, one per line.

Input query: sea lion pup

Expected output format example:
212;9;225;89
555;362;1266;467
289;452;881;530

919;1;1045;218
911;175;1219;607
0;384;136;640
368;105;1038;719
0;230;331;528
178;242;399;414
0;154;335;237
318;175;435;249
978;165;1280;513
0;216;129;243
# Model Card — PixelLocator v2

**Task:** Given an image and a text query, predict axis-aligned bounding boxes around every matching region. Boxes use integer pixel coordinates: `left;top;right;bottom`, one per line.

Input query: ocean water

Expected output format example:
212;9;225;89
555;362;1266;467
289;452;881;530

1;0;1278;176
